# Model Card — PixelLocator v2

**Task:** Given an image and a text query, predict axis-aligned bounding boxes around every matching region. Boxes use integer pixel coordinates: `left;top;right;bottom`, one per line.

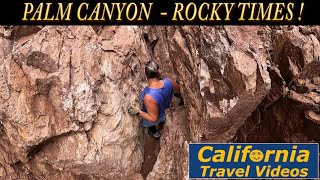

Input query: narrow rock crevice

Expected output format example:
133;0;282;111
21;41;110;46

140;127;161;179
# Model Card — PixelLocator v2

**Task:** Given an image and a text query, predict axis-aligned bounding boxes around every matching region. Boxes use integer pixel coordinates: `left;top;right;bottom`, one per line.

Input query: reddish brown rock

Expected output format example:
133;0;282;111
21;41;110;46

0;26;149;179
0;25;319;179
146;107;189;180
163;26;271;142
236;26;320;143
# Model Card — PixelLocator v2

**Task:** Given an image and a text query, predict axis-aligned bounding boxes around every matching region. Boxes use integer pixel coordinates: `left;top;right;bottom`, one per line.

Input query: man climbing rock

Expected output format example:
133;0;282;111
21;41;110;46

127;61;182;138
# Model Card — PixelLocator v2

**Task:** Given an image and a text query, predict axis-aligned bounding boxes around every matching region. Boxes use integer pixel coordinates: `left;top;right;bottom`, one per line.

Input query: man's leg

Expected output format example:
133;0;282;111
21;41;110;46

148;125;157;134
159;115;166;131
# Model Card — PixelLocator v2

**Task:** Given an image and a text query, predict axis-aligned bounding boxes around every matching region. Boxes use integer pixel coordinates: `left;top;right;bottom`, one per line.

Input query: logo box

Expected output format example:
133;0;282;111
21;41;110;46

189;143;319;179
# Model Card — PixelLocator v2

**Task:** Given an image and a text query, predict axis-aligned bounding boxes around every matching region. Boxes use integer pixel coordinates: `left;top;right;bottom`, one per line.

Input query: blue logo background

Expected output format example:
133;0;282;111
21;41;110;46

189;143;319;179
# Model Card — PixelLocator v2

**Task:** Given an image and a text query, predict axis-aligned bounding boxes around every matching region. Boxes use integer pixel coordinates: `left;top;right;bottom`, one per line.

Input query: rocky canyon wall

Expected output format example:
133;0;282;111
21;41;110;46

0;26;149;179
235;26;320;143
0;25;319;179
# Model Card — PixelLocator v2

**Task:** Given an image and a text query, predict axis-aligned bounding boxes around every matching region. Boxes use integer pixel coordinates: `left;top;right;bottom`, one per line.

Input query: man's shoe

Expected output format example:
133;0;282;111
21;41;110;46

148;129;161;139
152;131;160;138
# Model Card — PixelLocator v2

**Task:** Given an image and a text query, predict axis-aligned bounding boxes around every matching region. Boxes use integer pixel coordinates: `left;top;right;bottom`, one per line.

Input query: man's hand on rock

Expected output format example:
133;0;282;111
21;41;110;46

127;102;141;115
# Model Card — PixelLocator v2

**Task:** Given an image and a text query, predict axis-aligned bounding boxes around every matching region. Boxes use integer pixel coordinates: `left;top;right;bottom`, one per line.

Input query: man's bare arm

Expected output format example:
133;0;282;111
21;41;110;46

138;94;159;122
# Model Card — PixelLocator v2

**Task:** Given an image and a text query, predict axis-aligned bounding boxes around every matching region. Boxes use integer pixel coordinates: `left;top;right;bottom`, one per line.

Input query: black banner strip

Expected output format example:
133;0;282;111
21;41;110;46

0;0;319;25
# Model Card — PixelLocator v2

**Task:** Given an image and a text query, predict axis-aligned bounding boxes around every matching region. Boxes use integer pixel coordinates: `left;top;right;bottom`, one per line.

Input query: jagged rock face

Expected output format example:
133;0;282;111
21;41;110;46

235;26;320;143
0;26;319;179
0;26;150;179
163;26;271;142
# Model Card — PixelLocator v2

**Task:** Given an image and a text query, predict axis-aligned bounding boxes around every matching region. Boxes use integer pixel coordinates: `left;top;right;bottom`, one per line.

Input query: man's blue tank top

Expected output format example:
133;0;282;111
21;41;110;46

140;78;174;119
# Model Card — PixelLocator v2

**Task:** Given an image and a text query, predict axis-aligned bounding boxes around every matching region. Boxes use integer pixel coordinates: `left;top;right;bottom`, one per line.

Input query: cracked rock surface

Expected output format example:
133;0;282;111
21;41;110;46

0;26;147;179
0;26;319;179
